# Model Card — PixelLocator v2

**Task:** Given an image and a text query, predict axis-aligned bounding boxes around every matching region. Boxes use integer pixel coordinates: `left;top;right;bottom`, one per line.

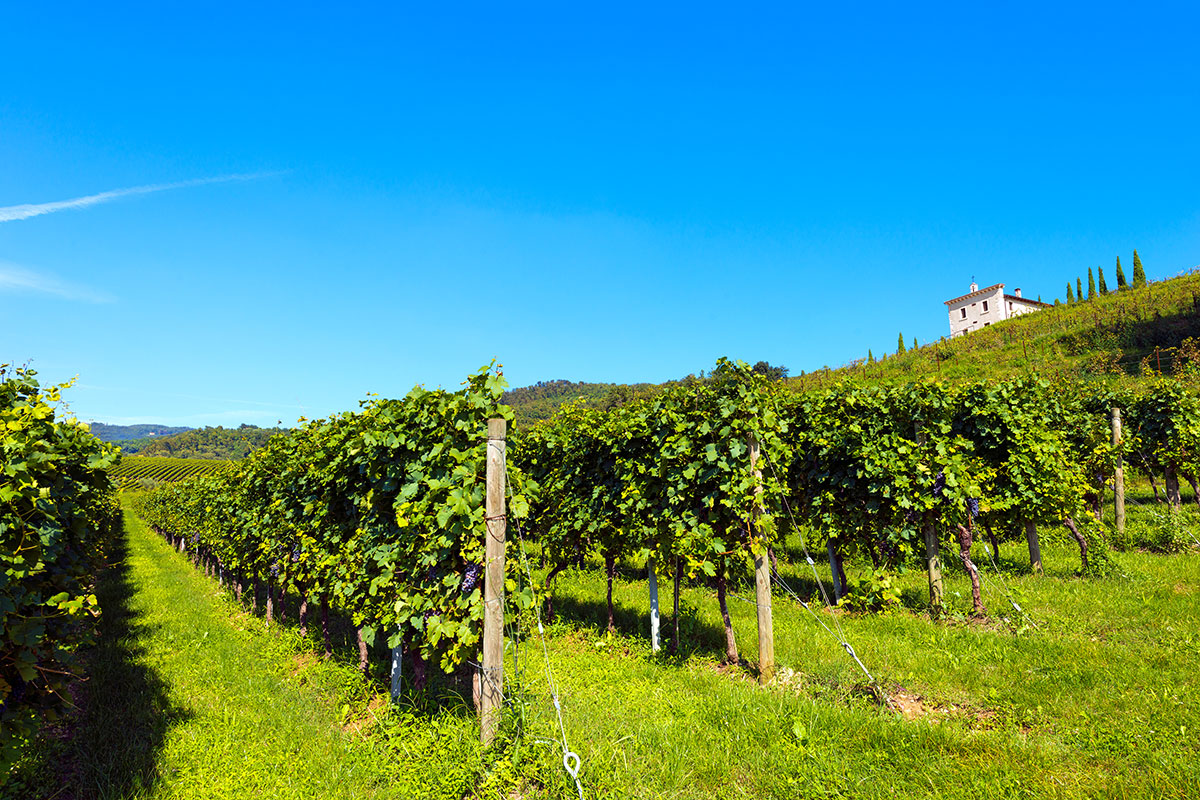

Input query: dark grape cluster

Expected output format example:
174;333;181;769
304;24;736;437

461;563;483;593
967;497;980;519
270;560;280;578
291;546;301;563
191;532;200;545
932;470;946;498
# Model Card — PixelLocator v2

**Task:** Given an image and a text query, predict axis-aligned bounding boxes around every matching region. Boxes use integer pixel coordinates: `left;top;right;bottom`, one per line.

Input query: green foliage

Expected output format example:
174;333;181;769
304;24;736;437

1087;267;1097;300
1133;249;1147;288
1067;282;1075;303
140;364;533;674
840;567;901;612
1098;266;1109;294
897;332;906;354
520;359;789;589
1124;506;1196;553
502;379;639;429
0;367;121;766
1116;256;1128;289
751;361;790;381
135;424;284;459
1077;277;1084;303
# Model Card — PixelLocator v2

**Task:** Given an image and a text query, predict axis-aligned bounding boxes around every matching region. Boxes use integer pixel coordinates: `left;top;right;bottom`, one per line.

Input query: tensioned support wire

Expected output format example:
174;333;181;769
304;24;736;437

500;458;584;800
757;448;887;702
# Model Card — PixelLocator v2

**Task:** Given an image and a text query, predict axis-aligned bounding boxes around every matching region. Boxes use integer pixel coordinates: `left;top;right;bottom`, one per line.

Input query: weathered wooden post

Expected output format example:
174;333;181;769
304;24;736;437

481;418;507;746
1112;407;1125;537
1025;520;1042;574
923;514;945;614
916;423;944;613
749;436;774;684
648;557;661;652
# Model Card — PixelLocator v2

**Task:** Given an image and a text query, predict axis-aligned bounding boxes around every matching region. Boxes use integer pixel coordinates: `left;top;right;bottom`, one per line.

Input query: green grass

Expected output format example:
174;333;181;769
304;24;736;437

8;497;1199;798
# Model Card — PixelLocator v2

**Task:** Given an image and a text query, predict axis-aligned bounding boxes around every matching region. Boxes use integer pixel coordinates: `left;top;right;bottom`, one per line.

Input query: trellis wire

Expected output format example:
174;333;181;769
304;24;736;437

503;460;585;800
758;448;887;701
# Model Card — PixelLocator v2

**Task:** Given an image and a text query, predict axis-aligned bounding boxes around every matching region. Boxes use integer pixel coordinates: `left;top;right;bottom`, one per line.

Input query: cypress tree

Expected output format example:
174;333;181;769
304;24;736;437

1076;277;1084;302
1067;282;1075;303
1115;256;1127;289
1087;267;1097;300
1098;267;1109;294
897;333;906;354
912;336;918;350
1132;249;1147;288
868;349;874;363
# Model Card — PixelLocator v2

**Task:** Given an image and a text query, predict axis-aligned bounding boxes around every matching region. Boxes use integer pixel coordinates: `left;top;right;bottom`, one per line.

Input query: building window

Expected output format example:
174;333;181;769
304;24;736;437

982;300;989;312
959;308;967;319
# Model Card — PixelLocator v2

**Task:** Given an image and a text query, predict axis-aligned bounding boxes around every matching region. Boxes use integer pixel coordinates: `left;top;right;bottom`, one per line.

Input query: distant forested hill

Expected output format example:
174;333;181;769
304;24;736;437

88;423;193;441
134;425;287;459
503;380;656;428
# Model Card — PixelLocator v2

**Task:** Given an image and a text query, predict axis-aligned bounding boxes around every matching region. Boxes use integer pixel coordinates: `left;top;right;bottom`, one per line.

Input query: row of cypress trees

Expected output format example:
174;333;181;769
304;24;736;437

868;249;1149;363
1065;249;1147;303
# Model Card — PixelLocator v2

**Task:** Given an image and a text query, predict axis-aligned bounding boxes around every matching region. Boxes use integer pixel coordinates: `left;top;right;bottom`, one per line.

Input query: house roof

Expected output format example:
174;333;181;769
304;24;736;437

944;283;1003;306
1003;294;1052;308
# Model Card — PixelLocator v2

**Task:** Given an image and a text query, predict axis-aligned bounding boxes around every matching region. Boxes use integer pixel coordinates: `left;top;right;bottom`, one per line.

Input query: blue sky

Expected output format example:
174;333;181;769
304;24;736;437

2;2;1198;427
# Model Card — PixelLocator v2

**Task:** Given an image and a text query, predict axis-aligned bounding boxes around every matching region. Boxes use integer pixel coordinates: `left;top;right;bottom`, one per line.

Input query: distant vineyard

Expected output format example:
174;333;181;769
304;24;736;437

110;456;230;487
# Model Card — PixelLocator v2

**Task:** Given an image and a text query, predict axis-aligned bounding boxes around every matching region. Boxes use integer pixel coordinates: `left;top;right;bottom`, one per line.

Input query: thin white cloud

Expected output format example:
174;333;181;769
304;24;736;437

0;172;281;223
0;260;114;303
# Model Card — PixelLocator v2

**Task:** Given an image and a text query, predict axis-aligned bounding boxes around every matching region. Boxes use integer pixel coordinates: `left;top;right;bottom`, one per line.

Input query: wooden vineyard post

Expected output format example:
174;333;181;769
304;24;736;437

749;436;774;684
923;514;944;614
1025;520;1042;574
1113;407;1126;537
916;423;944;614
648;557;661;651
481;418;507;746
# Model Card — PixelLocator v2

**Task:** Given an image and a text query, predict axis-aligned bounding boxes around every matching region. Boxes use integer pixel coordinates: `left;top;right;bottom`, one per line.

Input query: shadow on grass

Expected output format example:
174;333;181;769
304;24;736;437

5;535;195;799
77;535;191;797
229;579;481;721
548;590;741;665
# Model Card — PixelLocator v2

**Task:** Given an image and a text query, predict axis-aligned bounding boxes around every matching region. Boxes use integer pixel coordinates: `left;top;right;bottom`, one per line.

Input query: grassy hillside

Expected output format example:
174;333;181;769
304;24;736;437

504;379;655;429
812;270;1200;390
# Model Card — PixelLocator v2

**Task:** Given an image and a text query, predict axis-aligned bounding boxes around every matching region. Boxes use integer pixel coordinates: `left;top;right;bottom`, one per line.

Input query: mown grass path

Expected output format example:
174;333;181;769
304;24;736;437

49;506;391;800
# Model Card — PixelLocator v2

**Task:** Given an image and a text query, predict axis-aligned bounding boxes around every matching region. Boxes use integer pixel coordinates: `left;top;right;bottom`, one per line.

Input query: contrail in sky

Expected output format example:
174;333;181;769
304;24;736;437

0;172;280;223
0;260;114;302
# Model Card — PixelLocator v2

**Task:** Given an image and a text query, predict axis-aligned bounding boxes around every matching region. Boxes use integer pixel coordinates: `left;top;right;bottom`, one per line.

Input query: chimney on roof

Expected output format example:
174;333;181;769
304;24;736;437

970;281;978;292
1014;288;1022;298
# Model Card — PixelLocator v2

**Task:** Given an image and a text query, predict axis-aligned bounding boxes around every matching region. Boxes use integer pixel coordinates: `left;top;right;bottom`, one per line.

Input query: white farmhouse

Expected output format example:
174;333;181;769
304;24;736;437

944;282;1049;338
